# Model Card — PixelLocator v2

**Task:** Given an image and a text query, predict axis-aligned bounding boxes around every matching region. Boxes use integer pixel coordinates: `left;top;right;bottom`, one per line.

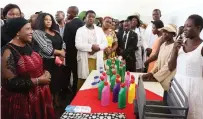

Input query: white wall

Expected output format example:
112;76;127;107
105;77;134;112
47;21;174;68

1;0;203;38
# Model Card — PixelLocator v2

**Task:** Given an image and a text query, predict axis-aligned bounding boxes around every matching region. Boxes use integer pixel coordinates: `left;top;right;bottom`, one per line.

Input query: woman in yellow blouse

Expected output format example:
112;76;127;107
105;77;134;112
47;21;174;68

102;16;118;59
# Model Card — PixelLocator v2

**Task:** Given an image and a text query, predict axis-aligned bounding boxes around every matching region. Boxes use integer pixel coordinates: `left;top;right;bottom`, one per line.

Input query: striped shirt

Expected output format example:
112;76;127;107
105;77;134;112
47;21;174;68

32;30;66;59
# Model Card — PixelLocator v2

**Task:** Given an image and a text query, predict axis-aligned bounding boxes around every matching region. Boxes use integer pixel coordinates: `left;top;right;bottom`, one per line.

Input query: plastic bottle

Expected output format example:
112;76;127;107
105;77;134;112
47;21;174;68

110;70;116;91
115;58;120;73
106;59;112;68
116;74;121;82
113;78;121;103
102;72;108;82
98;76;105;100
131;75;135;82
119;64;124;82
125;71;130;89
101;82;110;106
118;83;127;109
128;80;135;104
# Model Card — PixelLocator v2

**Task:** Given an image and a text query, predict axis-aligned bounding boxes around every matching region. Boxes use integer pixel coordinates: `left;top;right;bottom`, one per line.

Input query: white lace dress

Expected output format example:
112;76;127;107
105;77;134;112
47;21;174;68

175;42;203;119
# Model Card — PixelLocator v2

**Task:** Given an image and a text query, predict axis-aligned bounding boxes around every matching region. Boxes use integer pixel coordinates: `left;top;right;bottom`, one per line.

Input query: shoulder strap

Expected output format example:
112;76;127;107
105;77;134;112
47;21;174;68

6;44;21;57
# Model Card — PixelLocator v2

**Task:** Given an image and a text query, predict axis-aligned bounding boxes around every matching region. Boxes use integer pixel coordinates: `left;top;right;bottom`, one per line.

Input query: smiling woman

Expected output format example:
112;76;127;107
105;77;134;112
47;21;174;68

1;17;56;119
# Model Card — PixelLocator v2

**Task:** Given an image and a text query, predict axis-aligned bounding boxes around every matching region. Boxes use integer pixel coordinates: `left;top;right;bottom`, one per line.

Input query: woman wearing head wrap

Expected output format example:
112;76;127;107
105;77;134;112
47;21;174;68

1;3;22;47
1;17;56;119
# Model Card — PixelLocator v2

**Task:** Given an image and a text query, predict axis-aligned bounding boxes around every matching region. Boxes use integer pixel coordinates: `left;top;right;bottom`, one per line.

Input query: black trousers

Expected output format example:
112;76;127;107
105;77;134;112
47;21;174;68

43;58;63;94
64;55;78;94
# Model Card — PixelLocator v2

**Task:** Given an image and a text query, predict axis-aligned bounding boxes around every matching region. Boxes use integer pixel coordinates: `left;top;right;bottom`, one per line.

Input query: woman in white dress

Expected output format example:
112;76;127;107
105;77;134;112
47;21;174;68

168;14;203;119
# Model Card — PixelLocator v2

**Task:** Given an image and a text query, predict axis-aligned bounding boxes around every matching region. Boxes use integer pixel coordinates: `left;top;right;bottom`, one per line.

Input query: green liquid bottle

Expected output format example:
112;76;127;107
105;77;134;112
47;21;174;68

110;70;116;91
98;76;105;100
115;58;120;73
118;83;127;109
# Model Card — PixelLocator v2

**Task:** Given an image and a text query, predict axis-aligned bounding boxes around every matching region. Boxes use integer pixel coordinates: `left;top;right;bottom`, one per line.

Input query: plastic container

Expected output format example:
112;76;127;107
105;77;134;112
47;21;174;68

113;78;121;103
128;80;135;104
116;74;121;82
125;71;130;89
98;76;105;100
102;72;108;82
110;70;116;91
115;58;120;73
101;82;110;106
118;83;127;109
131;75;135;84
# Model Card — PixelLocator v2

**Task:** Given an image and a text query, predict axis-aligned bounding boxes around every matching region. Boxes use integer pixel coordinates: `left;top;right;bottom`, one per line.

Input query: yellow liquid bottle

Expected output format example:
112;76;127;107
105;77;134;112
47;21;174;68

128;80;135;104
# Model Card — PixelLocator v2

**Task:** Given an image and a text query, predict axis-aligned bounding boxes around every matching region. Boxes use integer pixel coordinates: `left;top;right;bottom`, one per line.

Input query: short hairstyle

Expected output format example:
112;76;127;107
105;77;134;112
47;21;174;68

85;10;96;17
127;15;141;28
68;6;79;15
151;20;164;29
153;9;161;16
56;11;65;17
188;14;203;31
34;13;58;31
3;3;21;18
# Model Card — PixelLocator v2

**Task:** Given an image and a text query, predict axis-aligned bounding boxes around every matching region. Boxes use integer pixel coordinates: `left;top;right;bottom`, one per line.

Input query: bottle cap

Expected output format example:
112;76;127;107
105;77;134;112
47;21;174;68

127;71;130;75
121;83;126;88
131;75;135;79
116;74;120;79
112;70;116;75
130;79;135;84
102;72;106;76
116;78;121;83
104;81;108;86
100;76;105;81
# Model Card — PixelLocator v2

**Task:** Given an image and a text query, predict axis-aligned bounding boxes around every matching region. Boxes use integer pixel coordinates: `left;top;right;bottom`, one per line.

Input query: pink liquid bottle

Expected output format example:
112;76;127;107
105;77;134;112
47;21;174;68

101;82;110;106
125;71;130;89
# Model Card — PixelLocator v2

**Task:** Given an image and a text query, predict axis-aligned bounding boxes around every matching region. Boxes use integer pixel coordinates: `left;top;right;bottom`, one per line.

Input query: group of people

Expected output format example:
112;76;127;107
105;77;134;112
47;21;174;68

1;3;203;119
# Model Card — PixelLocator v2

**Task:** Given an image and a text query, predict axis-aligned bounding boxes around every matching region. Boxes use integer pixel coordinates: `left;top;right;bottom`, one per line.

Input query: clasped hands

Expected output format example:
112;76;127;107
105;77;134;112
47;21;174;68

89;44;100;55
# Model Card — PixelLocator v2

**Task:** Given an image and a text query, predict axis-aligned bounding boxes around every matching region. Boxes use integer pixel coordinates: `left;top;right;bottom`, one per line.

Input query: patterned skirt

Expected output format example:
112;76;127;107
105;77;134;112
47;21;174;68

1;85;56;119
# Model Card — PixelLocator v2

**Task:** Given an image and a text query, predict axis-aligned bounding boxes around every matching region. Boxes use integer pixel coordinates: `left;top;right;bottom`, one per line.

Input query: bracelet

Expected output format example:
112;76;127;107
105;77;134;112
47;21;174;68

36;78;39;85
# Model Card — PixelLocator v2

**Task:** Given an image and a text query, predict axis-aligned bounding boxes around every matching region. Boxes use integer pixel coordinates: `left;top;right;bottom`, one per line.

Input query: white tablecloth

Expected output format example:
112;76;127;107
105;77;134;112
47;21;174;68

80;70;164;97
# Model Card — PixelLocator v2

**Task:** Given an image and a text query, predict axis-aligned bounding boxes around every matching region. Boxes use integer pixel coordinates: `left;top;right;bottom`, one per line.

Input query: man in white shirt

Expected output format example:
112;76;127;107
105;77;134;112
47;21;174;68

75;10;107;89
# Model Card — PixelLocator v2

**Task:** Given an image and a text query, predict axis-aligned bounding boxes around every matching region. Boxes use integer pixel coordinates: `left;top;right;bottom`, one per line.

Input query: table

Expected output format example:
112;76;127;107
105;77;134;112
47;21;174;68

61;70;164;119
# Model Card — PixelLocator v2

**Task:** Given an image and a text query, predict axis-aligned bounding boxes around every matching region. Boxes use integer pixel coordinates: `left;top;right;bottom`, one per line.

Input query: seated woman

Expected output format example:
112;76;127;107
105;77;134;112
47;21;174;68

1;17;56;119
142;24;177;102
102;16;118;59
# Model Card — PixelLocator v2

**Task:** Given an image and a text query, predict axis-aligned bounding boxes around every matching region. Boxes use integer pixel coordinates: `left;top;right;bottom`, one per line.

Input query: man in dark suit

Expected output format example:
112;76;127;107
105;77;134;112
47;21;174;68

63;6;84;96
117;19;138;72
